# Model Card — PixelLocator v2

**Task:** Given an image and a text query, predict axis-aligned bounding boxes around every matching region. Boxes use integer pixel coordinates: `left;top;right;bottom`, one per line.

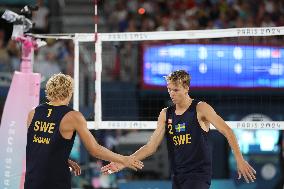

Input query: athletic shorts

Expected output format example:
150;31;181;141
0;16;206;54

172;176;210;189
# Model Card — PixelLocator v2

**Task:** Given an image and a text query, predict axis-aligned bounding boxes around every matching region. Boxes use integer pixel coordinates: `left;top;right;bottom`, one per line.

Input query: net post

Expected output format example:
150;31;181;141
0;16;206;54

94;39;102;129
73;35;80;111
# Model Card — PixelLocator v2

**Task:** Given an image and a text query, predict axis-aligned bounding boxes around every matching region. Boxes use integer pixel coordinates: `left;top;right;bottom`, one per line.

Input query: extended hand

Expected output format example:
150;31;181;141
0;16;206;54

101;156;144;175
122;155;144;171
68;159;81;176
237;158;256;183
101;162;124;175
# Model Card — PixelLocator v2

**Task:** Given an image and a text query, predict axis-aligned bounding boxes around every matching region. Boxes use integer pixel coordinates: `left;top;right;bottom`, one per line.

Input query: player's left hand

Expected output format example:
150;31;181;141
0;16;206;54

236;158;256;183
68;159;81;176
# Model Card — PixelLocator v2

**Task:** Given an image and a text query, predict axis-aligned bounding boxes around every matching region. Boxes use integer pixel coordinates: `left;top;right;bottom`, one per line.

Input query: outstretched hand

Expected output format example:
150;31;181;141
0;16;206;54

101;162;124;175
236;158;256;183
101;156;143;175
122;156;144;171
68;159;81;176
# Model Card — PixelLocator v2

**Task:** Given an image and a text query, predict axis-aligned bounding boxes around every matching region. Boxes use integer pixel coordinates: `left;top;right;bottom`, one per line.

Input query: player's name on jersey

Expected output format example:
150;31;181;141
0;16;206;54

33;134;51;144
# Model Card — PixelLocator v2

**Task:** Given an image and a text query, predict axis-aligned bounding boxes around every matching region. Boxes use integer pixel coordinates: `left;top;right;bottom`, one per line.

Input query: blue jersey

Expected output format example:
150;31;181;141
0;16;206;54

165;99;212;184
24;103;76;189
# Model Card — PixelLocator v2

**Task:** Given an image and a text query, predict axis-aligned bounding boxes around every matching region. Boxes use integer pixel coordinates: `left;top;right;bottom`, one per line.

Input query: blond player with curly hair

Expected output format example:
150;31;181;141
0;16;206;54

102;70;256;189
24;73;143;189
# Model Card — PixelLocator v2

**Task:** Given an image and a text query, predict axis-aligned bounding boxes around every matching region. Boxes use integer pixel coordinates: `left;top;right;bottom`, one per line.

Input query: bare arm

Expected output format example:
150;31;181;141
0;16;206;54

26;109;35;128
131;108;166;160
67;111;123;162
197;102;256;183
64;111;142;170
197;102;243;159
101;109;166;174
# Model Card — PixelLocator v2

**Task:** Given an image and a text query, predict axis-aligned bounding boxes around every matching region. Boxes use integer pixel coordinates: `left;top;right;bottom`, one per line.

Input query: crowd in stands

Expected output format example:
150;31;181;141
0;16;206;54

0;0;283;82
102;0;284;32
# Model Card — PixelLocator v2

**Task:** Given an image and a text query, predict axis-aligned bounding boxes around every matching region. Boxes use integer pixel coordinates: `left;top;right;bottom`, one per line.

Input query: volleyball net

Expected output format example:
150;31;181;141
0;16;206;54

32;26;284;130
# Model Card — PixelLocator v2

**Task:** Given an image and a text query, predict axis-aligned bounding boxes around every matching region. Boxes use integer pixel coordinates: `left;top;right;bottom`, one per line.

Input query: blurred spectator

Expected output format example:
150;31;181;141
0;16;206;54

33;52;61;80
32;0;50;34
61;40;75;76
126;18;137;32
140;17;155;31
120;43;138;82
108;0;128;32
0;31;11;72
261;13;276;27
34;38;62;79
156;16;174;31
277;16;284;26
7;40;21;71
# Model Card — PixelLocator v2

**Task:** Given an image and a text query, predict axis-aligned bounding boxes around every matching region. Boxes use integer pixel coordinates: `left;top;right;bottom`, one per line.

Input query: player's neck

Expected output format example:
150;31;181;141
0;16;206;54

176;96;192;110
47;100;68;106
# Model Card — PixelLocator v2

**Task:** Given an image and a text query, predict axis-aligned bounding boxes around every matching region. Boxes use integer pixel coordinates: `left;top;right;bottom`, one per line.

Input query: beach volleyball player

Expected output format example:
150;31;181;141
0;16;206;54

24;73;143;189
101;70;256;189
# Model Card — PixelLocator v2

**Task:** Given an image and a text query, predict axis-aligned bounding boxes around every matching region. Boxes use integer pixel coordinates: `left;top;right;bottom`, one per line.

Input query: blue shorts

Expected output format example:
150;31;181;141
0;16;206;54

172;176;210;189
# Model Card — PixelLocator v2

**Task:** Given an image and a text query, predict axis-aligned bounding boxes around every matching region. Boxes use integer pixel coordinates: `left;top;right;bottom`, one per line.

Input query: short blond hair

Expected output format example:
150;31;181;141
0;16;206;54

45;73;73;101
165;70;191;88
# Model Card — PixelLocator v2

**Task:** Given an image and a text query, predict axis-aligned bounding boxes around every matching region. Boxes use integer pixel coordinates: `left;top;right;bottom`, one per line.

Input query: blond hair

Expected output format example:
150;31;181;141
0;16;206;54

45;73;73;101
165;70;191;88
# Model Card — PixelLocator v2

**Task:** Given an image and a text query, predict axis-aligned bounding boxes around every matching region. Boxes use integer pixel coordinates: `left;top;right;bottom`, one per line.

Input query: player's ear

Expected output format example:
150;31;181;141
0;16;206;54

184;85;189;91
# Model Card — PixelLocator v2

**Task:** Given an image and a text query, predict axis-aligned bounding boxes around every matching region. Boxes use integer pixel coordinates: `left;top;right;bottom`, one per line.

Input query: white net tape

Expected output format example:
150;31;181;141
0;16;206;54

87;121;284;130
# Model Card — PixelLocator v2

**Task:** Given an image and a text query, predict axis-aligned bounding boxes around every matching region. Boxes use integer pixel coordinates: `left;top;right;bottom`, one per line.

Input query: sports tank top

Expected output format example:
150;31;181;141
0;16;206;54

24;103;75;189
165;99;212;183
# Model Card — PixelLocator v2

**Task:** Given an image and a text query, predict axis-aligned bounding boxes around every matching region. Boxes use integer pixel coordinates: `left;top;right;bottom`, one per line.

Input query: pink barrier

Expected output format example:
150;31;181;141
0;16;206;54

0;36;41;189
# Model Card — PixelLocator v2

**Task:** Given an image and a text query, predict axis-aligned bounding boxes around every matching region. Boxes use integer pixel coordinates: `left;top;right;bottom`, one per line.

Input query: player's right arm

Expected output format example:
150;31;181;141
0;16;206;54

131;108;167;160
65;111;143;171
101;108;167;174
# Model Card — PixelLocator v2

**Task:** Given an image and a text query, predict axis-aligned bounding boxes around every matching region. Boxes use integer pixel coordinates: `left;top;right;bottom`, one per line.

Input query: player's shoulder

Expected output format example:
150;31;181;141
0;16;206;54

36;102;48;108
28;107;36;118
161;108;167;113
64;110;84;120
196;101;207;106
159;107;171;119
196;101;214;112
160;107;170;115
61;110;86;128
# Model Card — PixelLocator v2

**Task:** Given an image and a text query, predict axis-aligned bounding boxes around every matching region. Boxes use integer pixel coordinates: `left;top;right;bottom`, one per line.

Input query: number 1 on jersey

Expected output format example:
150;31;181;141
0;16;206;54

47;109;52;117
